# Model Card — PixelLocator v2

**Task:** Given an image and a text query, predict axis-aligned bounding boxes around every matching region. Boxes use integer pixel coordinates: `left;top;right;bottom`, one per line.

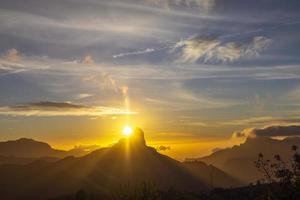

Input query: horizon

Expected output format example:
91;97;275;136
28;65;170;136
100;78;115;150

1;130;299;161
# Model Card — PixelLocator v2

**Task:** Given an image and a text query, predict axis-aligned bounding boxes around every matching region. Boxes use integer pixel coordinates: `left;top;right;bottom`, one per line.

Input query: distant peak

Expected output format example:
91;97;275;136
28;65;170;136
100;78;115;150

131;127;146;145
16;138;36;142
117;127;146;147
15;138;47;144
6;138;52;149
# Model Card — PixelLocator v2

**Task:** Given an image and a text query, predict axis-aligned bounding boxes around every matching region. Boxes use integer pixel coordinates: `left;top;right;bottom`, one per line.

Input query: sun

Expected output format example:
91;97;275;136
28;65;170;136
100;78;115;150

122;125;133;137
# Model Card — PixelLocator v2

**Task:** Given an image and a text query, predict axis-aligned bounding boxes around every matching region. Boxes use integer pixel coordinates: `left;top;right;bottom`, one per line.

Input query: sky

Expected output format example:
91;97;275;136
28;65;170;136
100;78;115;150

0;0;300;159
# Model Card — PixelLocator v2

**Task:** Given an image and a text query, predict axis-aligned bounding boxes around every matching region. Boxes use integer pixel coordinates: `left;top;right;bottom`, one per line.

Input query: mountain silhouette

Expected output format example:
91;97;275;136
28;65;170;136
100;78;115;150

0;128;239;199
0;138;98;162
199;137;300;183
0;138;66;158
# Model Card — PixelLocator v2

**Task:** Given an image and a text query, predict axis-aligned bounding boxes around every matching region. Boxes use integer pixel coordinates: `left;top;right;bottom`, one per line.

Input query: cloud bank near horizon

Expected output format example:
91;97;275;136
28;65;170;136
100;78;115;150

233;125;300;139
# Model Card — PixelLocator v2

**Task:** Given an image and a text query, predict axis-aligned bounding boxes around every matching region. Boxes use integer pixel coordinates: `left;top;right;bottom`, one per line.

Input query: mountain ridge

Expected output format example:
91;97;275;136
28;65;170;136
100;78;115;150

0;128;240;199
0;137;100;160
198;136;300;183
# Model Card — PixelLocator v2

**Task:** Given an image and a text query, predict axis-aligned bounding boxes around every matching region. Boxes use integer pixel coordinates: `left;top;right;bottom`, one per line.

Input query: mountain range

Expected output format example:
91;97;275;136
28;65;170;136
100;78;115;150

0;129;240;200
1;129;298;199
198;137;300;183
0;138;99;164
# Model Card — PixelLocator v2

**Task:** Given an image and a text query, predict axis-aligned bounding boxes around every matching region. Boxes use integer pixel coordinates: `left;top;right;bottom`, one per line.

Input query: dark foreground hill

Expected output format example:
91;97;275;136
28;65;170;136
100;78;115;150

198;137;300;183
0;129;240;200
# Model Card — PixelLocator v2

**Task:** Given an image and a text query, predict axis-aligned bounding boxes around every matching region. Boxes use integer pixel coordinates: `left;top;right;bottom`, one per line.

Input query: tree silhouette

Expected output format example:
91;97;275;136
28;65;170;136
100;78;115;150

254;145;300;199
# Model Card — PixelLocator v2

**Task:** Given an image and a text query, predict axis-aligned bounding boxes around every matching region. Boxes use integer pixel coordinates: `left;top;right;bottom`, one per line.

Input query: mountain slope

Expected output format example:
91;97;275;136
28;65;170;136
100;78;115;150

199;137;300;183
183;161;242;188
0;129;239;199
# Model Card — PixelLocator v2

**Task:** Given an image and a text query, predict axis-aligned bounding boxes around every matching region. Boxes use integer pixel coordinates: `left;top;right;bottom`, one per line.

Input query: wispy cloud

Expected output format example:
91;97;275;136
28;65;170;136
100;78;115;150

173;36;272;64
75;93;94;99
0;101;137;117
0;48;52;75
144;81;243;111
172;36;219;63
142;0;215;11
224;116;300;126
113;48;156;58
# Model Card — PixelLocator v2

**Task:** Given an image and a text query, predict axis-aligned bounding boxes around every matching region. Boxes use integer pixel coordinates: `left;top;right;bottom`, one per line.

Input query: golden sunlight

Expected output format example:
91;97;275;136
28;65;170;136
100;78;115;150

122;125;133;137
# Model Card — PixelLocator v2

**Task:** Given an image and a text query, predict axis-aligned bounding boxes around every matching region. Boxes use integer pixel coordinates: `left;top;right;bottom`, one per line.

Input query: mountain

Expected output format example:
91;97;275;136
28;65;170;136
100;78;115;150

0;129;240;200
0;155;59;165
198;137;300;183
0;138;99;161
0;138;66;158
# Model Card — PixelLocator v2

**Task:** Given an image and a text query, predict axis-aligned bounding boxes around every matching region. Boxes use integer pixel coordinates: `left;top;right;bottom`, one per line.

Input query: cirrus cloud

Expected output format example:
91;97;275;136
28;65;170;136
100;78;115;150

173;35;272;64
142;0;215;11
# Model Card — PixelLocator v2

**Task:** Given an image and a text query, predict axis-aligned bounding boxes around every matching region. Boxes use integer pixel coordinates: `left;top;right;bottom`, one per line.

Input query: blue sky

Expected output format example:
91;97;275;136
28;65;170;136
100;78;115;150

0;0;300;157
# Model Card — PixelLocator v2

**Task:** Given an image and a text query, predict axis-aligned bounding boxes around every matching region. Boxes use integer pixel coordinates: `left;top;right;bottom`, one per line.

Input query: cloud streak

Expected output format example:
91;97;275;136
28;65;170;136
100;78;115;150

142;0;215;11
224;116;300;126
0;101;137;117
113;48;157;58
0;48;52;75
